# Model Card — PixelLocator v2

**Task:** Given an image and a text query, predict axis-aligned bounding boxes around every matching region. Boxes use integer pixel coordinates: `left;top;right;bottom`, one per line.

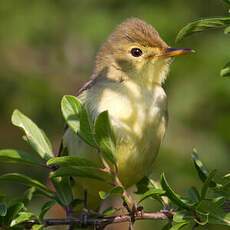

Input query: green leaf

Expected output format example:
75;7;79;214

51;177;73;206
11;110;53;160
47;156;97;168
187;186;200;203
224;26;230;34
94;111;116;164
222;0;230;5
107;186;124;196
61;95;96;146
136;178;166;205
224;173;230;179
192;150;216;186
23;187;36;205
220;62;230;77
176;17;230;42
70;199;83;208
0;173;54;198
161;222;172;230
4;202;24;226
212;196;225;207
169;222;188;230
10;211;36;227
201;170;217;200
0;203;7;216
61;95;81;132
99;186;124;200
136;176;153;194
209;209;230;226
0;149;44;166
138;188;165;204
160;173;191;210
50;166;110;181
32;224;44;230
194;210;209;225
98;191;107;200
102;207;118;216
173;211;187;223
218;176;230;197
39;200;56;220
196;198;230;226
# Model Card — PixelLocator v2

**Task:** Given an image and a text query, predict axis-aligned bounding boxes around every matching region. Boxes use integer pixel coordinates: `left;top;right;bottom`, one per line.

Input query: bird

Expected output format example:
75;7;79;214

62;17;192;214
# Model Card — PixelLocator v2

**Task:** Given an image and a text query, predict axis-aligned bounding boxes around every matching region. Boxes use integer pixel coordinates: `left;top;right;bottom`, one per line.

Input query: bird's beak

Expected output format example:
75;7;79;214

161;47;195;58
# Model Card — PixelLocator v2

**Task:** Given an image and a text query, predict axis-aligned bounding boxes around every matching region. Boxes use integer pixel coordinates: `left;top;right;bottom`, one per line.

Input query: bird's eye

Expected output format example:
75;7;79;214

130;48;143;57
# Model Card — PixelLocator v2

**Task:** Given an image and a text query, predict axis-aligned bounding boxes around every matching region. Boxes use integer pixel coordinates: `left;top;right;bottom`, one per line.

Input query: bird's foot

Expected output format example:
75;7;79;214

127;204;144;223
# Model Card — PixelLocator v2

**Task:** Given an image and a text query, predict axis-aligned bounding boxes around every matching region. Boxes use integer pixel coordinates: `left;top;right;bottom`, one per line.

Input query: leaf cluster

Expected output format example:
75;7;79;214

0;96;228;229
0;95;118;229
0;0;229;227
176;0;230;77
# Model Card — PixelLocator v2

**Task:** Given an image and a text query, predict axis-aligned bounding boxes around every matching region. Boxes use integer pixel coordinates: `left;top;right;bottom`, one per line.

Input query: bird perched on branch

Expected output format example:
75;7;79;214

63;17;192;214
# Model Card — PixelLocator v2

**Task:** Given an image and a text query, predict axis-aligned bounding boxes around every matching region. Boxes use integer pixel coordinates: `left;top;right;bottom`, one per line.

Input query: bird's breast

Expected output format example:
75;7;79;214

93;80;167;136
82;80;168;186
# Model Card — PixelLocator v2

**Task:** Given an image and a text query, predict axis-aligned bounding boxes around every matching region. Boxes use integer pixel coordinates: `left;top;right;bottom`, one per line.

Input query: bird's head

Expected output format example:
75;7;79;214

95;18;193;85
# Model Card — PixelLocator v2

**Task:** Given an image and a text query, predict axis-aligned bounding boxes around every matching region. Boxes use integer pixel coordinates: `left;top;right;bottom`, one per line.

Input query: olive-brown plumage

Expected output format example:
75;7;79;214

63;18;192;213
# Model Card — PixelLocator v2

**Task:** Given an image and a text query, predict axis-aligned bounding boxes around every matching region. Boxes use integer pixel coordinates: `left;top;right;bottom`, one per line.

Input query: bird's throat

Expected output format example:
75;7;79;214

106;58;171;90
139;59;171;88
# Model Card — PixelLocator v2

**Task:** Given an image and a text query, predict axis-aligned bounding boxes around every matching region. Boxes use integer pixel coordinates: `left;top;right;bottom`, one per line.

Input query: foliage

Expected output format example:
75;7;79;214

0;0;229;229
0;95;228;229
176;0;230;77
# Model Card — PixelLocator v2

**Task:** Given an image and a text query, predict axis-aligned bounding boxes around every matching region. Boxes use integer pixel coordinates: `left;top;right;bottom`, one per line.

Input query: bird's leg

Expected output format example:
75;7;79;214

136;205;144;215
100;154;143;224
128;222;134;230
130;204;144;225
121;192;143;228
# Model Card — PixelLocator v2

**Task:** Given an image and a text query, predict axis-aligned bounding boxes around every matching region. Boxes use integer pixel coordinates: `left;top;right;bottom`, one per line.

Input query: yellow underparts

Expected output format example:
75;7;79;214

64;64;169;211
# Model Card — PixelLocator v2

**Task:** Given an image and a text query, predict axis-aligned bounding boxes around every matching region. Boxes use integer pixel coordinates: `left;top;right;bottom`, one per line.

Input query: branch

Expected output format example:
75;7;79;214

24;210;174;229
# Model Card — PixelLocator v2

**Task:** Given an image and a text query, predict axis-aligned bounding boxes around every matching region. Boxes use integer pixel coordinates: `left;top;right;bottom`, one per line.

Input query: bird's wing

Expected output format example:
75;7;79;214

76;77;98;96
61;74;103;155
57;74;99;157
59;71;114;157
62;128;100;162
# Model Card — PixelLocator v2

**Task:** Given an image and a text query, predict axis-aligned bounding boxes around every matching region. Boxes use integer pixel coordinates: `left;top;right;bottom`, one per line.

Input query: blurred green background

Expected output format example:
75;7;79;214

0;0;229;229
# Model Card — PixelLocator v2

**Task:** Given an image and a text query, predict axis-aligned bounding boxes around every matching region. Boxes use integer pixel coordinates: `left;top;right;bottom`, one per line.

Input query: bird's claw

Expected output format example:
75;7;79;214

130;205;144;223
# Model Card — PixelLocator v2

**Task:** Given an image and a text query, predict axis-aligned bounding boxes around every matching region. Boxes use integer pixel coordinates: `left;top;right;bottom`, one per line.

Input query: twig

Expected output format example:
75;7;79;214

66;206;74;230
23;210;174;229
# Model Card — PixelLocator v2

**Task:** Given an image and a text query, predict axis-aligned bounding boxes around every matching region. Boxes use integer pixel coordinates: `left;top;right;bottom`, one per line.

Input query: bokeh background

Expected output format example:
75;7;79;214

0;0;229;229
